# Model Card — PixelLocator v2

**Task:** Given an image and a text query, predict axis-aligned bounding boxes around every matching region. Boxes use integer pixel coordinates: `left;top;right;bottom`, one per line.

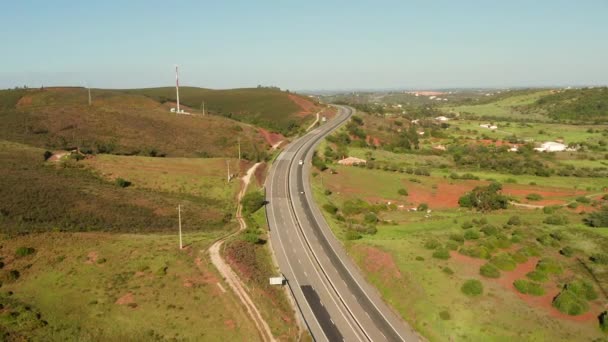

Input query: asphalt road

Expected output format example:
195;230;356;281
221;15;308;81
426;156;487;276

266;106;420;342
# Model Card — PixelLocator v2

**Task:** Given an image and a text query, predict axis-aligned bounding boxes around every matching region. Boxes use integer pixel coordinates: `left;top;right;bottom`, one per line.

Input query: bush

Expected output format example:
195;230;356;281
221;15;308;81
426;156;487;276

480;224;498;236
559;246;574;257
442;267;454;275
439;311;451;320
536;258;563;274
511;252;528;264
507;215;521;226
576;196;591;204
461;279;483;297
464;230;480;240
526;270;548;282
584;206;608;227
552;287;589;316
567;279;598;300
424;239;441;250
490;253;517;271
364;212;378;224
43;151;53;161
459;245;491;259
543;215;568;225
600;311;608;333
526;193;543;201
449;233;465;243
323;203;338;215
513;279;545;296
324;189;332;196
445;241;460;251
543;205;561;214
15;247;36;258
115;178;132;188
590;253;608;265
461;221;473;229
432;248;451;260
417;203;429;212
242;191;266;214
480;263;501;278
342;199;370;216
397;188;408;196
344;230;362;240
458;182;508;211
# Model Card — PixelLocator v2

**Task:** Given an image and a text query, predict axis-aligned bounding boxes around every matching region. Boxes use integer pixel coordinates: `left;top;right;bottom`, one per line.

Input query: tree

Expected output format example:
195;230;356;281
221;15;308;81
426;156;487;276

458;182;508;212
584;206;608;227
242;191;265;214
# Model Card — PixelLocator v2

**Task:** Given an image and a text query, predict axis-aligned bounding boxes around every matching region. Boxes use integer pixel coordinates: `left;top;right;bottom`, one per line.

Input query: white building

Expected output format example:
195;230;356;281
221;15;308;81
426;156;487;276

480;123;498;130
534;141;570;152
435;116;450;122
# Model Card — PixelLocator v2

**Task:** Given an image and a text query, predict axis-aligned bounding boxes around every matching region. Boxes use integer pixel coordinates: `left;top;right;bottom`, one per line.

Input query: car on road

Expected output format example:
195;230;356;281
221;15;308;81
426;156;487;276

298;159;303;165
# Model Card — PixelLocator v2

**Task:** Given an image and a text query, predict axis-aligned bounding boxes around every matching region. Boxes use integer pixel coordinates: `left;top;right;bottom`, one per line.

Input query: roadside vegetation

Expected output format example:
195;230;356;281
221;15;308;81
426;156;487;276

311;88;608;340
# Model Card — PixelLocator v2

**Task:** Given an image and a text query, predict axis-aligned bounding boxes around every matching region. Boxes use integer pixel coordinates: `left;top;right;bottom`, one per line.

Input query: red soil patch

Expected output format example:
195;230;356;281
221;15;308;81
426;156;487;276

450;253;601;322
356;245;401;281
365;135;381;147
288;94;317;117
224;319;236;330
84;251;98;264
406;180;485;209
258;128;285;147
321;106;338;120
115;292;135;305
16;95;33;108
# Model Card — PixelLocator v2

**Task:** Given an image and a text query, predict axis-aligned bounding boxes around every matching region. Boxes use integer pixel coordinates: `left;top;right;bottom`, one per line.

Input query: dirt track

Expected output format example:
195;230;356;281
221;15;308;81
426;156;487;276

208;163;276;342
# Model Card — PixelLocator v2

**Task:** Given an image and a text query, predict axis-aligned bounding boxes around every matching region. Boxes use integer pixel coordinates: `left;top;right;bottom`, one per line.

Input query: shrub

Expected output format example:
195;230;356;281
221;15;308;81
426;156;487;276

424;239;441;250
432;248;451;260
567;202;579;209
490;253;517;271
526;193;543;201
439;311;451;320
552;287;589;316
15;247;36;258
461;279;483;297
442;267;454;275
526;270;548;282
458;182;508;211
417;203;429;212
344;230;362;240
115;178;132;188
600;311;608;332
461;221;473;229
576;196;591;204
43;151;53;161
363;212;378;224
567;279;598;300
415;256;425;261
537;234;560;247
513;279;545;296
543;205;561;214
242;191;266;214
445;240;459;251
559;246;574;257
584;206;608;227
543;215;568;225
342;199;370;216
449;233;465;243
459;245;491;259
464;230;480;240
480;263;501;278
480;225;498;236
324;189;332;196
519;245;542;257
323;203;338;215
536;258;563;275
511;252;528;264
397;188;408;196
590;253;608;265
507;215;521;226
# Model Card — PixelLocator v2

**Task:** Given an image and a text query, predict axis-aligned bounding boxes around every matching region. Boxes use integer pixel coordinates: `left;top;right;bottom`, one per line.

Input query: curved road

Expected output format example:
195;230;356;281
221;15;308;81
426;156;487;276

266;106;420;341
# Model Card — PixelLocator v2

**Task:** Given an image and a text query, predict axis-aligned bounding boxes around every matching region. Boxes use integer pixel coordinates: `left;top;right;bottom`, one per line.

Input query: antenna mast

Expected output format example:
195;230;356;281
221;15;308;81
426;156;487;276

175;65;180;114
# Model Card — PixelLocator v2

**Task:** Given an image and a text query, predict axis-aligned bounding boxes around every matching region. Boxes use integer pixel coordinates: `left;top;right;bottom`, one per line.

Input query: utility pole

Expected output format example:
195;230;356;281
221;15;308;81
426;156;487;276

200;100;205;115
237;137;241;174
226;159;230;182
175;65;180;114
178;204;183;249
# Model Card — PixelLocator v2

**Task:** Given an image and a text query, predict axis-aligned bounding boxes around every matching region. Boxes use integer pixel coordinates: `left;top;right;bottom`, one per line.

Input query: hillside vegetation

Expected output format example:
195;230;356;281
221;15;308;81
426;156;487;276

0;87;269;159
524;87;608;122
0;141;236;234
125;86;319;134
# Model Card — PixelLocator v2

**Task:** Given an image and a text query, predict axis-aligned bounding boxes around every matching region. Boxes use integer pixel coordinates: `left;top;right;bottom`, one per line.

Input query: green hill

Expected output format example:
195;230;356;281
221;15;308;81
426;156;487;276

525;87;608;122
0;87;269;159
125;86;319;134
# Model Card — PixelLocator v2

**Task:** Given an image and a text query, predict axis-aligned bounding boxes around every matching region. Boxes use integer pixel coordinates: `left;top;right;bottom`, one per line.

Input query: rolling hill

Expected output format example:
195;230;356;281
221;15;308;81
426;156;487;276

0;87;273;159
125;86;322;134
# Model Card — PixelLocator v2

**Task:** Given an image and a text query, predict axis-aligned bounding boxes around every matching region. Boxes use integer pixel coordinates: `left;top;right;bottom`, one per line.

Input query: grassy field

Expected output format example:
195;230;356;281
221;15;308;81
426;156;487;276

126;87;320;135
311;139;608;341
444;90;553;121
0;232;261;341
0;140;236;233
0;87;268;158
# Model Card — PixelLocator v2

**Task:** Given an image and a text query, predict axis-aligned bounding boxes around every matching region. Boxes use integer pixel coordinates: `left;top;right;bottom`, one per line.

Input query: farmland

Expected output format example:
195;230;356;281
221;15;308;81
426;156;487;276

310;88;608;340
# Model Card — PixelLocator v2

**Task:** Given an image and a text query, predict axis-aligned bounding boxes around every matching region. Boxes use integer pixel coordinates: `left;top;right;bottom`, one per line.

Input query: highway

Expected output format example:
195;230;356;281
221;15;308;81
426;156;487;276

266;105;420;342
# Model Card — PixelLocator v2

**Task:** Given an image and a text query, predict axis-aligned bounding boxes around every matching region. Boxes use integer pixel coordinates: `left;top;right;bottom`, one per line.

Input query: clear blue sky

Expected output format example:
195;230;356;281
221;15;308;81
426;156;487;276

2;0;607;90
